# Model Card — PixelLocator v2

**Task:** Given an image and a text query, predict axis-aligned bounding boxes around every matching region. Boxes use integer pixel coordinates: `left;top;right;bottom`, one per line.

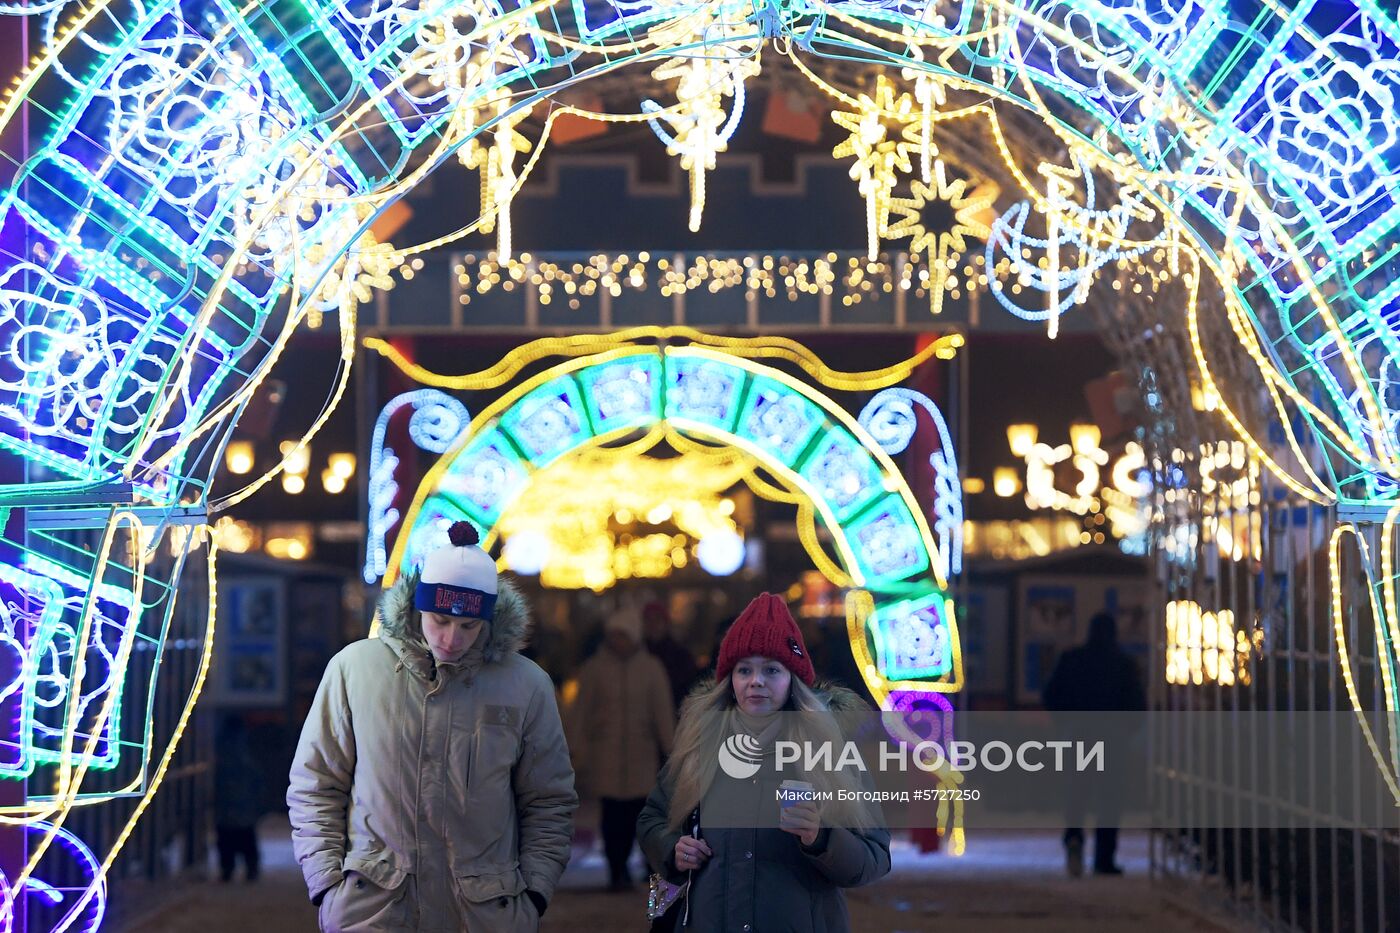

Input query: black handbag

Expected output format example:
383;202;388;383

647;810;700;932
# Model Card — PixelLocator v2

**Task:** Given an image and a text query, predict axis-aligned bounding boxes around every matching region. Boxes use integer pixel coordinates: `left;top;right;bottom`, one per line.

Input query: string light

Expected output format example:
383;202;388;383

455;250;988;311
1164;600;1253;687
494;443;750;590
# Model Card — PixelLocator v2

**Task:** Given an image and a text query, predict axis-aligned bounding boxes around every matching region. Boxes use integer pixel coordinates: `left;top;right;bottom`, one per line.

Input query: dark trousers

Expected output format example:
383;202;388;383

1063;826;1119;870
600;797;647;886
1063;768;1122;870
216;824;260;882
1058;762;1125;868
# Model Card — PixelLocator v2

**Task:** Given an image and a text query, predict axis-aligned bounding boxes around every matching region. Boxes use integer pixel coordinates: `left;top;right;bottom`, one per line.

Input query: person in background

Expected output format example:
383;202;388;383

569;605;675;892
288;522;576;932
637;593;890;932
704;614;739;677
214;714;263;883
1042;611;1147;877
643;600;699;711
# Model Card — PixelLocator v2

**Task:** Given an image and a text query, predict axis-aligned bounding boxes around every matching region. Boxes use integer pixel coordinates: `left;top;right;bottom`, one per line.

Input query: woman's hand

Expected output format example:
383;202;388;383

780;800;821;847
673;834;712;871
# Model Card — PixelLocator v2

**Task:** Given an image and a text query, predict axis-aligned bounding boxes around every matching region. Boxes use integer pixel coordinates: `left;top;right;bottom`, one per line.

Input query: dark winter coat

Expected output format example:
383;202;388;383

1042;643;1147;712
636;681;891;933
213;730;264;828
287;574;577;932
647;636;700;710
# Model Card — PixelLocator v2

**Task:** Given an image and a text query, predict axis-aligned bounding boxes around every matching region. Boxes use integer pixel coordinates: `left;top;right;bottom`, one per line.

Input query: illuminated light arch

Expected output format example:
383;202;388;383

0;0;1396;900
384;342;965;702
0;1;1392;506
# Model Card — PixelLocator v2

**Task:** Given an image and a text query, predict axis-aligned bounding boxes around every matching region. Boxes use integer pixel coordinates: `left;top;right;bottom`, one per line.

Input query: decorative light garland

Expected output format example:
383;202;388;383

453;249;1005;311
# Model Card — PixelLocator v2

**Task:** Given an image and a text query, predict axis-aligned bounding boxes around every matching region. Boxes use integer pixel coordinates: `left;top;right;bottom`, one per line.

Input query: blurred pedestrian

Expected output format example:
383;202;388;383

288;522;577;932
569;605;675;892
637;593;890;932
704;614;738;676
643;601;699;710
1043;611;1146;877
214;714;263;883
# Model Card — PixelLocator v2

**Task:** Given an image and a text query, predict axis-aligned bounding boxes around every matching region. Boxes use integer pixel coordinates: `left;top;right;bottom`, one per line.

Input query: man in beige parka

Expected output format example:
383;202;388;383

567;606;674;891
288;522;577;932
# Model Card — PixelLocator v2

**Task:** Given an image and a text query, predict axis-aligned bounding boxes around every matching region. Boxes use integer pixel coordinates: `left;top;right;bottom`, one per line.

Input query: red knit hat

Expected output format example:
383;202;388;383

716;593;815;686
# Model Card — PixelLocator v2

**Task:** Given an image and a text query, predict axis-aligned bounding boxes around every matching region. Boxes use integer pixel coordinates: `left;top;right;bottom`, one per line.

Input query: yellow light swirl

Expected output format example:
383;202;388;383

1328;524;1400;806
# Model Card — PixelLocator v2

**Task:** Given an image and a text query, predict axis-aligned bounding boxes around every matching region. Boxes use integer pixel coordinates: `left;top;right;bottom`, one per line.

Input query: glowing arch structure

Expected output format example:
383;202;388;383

386;344;964;701
0;0;1394;503
0;0;1398;910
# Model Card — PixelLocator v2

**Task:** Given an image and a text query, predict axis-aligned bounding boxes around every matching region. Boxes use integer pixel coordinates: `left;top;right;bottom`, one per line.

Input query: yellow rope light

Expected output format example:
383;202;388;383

211;302;359;512
1182;259;1336;503
365;326;963;392
1329;524;1400;806
58;539;220;923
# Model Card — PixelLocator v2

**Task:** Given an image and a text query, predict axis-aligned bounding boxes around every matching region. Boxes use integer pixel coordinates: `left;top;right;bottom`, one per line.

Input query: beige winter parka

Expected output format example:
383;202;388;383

567;644;675;800
287;574;577;932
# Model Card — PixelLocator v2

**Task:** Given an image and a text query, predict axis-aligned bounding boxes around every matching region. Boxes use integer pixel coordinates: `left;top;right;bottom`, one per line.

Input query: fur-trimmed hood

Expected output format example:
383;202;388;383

290;570;576;912
376;571;532;667
682;675;872;715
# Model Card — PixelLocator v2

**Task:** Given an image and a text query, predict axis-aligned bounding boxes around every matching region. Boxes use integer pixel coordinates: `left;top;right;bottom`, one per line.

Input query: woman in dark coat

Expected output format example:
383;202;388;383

637;593;890;932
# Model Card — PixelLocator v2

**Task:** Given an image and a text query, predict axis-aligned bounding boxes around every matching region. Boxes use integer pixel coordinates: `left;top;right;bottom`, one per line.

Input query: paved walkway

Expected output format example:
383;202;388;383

111;819;1249;932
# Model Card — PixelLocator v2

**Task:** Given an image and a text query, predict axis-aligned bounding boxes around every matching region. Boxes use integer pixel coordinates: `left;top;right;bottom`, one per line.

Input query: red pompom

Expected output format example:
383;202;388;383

447;522;479;547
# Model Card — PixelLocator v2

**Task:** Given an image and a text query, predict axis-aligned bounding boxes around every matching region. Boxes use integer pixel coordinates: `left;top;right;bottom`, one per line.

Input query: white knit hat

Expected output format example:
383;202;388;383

415;522;498;619
604;604;643;643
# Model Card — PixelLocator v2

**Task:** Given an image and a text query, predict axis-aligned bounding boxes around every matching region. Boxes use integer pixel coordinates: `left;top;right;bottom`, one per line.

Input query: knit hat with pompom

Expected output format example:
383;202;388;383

715;593;815;686
414;522;498;619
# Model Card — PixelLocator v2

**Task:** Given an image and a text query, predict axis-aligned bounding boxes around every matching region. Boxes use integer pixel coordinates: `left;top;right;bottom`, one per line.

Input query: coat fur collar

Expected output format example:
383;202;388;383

376;571;532;666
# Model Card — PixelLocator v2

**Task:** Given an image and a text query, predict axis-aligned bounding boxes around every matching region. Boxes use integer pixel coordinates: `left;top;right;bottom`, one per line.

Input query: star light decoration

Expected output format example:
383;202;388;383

829;72;997;311
884;159;1000;315
831;75;918;260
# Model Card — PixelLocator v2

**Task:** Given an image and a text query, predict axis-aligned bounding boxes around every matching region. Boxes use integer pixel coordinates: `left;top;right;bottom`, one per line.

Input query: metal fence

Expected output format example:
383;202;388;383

1092;280;1400;932
34;536;215;926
